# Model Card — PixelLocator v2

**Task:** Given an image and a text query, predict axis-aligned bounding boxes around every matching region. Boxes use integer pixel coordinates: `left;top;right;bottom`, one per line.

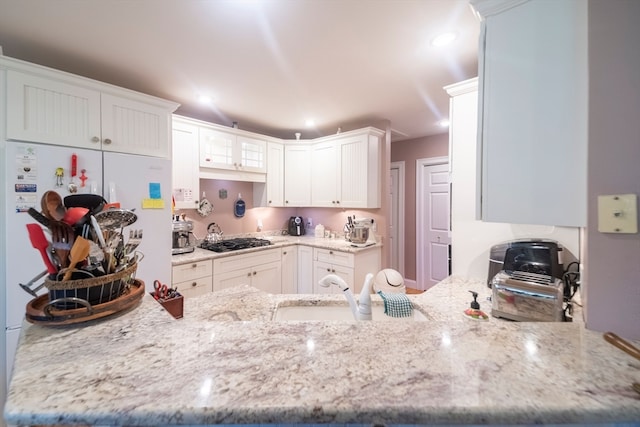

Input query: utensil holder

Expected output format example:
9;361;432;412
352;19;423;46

154;294;183;319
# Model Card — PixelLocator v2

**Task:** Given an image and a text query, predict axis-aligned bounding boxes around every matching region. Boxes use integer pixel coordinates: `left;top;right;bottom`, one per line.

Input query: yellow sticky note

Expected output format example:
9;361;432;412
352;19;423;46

142;198;165;209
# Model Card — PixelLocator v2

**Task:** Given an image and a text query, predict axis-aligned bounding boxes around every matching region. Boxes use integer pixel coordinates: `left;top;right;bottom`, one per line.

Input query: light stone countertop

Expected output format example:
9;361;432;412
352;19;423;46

4;277;640;426
171;234;382;266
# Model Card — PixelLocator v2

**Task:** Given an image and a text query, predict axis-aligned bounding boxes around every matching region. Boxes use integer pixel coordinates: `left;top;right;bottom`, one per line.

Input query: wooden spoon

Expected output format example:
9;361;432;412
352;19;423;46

62;236;91;281
41;191;66;221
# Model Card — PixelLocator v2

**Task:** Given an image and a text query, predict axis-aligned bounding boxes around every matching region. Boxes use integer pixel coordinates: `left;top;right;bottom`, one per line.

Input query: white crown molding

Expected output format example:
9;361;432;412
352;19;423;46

444;77;478;97
469;0;530;19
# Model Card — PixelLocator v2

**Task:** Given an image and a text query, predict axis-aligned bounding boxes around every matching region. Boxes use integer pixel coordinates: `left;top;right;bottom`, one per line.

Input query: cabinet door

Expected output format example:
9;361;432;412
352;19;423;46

237;135;267;173
313;262;354;294
252;262;282;294
213;268;251;292
281;247;297;293
339;134;379;208
474;0;587;226
310;142;338;207
199;128;236;170
6;70;101;148
172;120;200;210
263;142;284;206
284;145;311;206
297;245;314;293
100;93;171;158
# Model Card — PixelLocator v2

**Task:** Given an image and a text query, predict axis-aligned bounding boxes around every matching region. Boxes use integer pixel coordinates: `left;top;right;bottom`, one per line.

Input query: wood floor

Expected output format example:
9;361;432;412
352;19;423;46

405;287;425;294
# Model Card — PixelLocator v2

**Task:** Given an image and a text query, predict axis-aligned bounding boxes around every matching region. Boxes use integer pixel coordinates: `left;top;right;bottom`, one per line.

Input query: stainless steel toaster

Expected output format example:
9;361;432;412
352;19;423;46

491;270;564;322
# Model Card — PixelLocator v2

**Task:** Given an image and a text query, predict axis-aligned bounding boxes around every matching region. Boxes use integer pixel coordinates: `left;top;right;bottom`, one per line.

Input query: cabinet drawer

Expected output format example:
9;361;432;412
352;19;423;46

314;248;354;268
214;248;281;274
172;260;213;283
173;276;212;298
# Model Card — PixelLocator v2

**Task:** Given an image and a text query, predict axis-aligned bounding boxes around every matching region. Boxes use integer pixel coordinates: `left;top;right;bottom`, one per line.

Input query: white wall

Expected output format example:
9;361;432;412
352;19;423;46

447;78;580;283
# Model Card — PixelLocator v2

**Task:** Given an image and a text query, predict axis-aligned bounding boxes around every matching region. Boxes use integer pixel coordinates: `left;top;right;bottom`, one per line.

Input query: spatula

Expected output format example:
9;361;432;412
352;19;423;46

25;223;58;275
62;236;91;281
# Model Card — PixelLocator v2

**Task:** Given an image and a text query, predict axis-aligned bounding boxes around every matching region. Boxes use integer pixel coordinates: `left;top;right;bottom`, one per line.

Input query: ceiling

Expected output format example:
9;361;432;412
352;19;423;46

0;0;480;142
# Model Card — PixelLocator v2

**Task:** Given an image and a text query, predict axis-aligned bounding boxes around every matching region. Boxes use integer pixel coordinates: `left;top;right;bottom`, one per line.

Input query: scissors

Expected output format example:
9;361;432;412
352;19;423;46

153;280;169;300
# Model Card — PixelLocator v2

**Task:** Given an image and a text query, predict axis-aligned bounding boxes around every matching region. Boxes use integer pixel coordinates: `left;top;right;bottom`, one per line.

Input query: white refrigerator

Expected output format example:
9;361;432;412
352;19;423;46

2;141;172;386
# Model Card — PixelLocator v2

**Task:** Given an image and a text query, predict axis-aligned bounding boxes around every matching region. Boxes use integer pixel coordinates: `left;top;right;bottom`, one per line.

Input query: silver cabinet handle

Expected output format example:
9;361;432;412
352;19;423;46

91;136;100;143
191;282;197;287
192;263;198;268
104;138;112;145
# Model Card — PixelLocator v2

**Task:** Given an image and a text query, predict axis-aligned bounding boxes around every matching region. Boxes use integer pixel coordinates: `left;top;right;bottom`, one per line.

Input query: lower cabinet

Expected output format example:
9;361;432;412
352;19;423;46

312;247;381;294
171;260;213;298
213;248;282;294
297;245;314;293
281;246;297;294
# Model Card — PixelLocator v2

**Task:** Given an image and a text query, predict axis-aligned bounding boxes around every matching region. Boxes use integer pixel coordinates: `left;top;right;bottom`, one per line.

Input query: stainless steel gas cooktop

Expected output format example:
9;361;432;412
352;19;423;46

199;237;272;253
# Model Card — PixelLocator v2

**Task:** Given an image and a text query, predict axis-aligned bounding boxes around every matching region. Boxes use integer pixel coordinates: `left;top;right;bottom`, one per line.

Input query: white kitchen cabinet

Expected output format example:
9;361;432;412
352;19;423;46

5;65;176;158
199;128;266;174
171;260;213;298
254;141;284;207
312;246;381;294
310;128;383;208
471;0;587;227
310;142;338;207
172;117;200;210
280;246;297;293
283;144;311;206
213;248;282;293
297;245;314;293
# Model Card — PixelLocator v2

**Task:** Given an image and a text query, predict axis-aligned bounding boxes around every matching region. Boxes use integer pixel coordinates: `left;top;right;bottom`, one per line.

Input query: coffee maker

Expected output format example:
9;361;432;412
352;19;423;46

288;216;305;236
172;220;196;255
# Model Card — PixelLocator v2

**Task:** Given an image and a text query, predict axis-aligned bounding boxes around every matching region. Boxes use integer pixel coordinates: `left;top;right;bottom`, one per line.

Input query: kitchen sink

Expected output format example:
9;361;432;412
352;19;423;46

273;302;429;322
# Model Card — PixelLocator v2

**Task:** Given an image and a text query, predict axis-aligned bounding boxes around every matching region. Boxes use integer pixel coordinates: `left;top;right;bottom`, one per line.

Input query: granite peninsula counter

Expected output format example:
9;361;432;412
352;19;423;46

4;277;640;426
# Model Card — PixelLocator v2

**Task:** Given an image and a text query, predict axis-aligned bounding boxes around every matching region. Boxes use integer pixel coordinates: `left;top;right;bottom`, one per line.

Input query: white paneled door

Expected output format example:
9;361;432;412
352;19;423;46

416;158;450;290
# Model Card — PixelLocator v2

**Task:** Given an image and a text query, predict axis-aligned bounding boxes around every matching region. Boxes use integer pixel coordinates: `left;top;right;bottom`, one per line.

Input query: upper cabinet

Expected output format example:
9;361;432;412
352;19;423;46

199;128;266;176
4;59;178;158
283;144;311;207
172;117;200;210
311;129;383;208
254;141;285;207
470;0;587;227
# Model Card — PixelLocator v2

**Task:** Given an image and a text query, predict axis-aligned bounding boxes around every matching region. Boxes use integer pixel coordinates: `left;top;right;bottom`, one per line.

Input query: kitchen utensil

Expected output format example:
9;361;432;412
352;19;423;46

27;207;50;227
205;222;222;243
41;190;66;221
68;153;78;193
90;215;107;248
196;192;213;217
19;269;49;297
62;236;91;281
94;208;137;229
64;194;106;214
25;224;58;275
124;229;143;257
603;332;640;361
48;220;75;269
62;207;90;226
153;280;169;300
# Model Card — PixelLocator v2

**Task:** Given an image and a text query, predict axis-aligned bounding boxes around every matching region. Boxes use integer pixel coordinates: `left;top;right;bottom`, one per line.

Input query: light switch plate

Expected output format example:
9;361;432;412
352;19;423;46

597;194;638;233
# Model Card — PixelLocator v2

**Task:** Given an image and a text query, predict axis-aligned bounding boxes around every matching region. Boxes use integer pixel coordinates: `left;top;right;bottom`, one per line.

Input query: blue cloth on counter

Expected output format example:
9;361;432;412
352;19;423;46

377;291;413;318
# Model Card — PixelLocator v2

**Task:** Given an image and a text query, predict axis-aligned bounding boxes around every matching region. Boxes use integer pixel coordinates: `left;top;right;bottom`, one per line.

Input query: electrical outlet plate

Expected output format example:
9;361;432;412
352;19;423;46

597;194;638;233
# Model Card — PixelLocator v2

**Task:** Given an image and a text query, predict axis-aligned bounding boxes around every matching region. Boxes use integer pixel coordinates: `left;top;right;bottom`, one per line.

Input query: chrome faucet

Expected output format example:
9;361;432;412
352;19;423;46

318;273;374;320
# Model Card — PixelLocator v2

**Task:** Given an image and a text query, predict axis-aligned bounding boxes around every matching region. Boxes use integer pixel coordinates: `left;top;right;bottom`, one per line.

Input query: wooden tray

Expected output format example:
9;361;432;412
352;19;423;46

26;279;145;326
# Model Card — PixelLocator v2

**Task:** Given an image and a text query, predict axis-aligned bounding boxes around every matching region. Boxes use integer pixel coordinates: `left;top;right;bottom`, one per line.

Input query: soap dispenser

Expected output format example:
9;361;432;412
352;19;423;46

464;290;489;320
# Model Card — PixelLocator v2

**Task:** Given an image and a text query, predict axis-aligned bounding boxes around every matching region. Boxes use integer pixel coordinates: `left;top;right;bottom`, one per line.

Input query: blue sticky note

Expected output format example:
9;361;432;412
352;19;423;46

149;182;161;199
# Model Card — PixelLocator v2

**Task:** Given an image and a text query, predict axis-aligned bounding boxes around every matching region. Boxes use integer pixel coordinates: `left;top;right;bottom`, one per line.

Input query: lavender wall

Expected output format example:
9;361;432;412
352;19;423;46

390;133;449;280
584;0;640;339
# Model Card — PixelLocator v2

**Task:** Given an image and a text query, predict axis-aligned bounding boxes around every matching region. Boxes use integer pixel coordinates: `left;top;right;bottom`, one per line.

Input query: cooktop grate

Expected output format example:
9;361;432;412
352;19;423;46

200;238;272;253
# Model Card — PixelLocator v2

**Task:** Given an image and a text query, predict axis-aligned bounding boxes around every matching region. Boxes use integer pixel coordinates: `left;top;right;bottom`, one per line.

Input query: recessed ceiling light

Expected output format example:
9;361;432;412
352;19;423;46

305;119;315;127
198;95;213;104
439;119;450;127
431;31;458;47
